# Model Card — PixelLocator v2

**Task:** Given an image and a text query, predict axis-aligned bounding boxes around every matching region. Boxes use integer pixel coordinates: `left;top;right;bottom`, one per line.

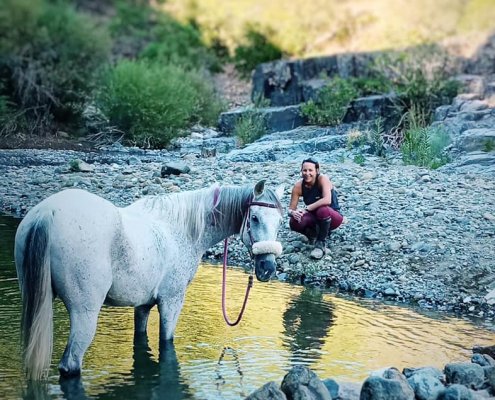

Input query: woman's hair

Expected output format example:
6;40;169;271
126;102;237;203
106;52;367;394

301;158;320;169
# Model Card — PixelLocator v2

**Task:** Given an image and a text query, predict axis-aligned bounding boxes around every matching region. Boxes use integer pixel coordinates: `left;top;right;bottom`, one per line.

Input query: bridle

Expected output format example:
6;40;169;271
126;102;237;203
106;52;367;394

240;198;282;255
214;188;282;326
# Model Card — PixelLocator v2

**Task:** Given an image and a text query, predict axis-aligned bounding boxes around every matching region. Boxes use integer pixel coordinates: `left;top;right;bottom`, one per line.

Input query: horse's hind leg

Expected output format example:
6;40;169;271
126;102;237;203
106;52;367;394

59;307;101;377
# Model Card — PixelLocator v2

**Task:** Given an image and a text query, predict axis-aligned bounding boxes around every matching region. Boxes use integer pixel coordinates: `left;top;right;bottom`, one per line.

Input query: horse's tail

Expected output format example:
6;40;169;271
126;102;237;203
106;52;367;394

18;211;54;380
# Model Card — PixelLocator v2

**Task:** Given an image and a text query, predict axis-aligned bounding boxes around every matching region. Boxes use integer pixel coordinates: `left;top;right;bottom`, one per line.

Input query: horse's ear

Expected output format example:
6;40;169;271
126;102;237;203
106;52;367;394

254;180;266;197
275;184;285;200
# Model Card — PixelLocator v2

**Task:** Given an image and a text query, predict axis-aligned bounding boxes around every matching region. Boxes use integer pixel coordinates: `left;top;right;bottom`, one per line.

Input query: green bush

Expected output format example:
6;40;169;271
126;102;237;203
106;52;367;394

109;0;154;37
0;0;111;134
234;111;267;146
401;125;450;169
375;48;460;127
301;77;358;126
350;75;390;96
110;1;221;72
96;60;225;148
234;26;283;78
140;14;221;71
483;139;495;152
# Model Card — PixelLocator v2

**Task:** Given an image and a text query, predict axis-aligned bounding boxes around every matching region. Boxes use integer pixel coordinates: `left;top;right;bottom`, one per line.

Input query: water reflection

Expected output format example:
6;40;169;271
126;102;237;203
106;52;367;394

96;338;191;400
1;214;495;400
283;287;334;364
25;339;192;400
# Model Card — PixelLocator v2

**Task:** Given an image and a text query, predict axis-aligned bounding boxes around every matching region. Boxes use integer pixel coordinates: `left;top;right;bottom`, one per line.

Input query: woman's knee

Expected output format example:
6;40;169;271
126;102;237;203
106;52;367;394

315;206;333;220
330;211;343;230
289;217;304;233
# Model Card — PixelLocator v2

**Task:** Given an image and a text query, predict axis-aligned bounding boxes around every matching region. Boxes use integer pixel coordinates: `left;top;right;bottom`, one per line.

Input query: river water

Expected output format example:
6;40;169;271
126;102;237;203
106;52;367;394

1;215;494;399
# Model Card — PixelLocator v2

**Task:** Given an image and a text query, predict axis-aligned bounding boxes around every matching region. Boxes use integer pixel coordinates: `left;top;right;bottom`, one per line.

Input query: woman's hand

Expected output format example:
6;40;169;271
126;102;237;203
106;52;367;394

291;208;306;222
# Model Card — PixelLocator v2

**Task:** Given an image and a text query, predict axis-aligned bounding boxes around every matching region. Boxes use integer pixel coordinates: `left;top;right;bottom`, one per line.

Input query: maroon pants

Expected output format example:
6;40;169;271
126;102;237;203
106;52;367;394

289;206;343;235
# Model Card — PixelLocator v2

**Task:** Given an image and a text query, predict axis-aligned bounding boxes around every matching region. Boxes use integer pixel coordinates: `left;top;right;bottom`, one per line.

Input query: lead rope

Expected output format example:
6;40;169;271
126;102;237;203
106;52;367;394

221;237;254;326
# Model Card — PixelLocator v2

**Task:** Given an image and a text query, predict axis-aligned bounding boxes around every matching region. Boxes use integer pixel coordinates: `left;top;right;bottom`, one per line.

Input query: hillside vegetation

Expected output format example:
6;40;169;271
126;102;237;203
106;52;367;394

0;0;494;150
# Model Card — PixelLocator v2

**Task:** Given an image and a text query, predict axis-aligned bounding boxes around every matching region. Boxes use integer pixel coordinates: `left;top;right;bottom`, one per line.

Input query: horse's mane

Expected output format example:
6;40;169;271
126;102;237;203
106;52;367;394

137;183;282;243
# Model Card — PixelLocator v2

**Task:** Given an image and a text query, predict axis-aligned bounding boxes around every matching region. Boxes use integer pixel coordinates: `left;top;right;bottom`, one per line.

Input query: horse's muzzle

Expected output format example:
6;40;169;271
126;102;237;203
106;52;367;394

254;253;277;282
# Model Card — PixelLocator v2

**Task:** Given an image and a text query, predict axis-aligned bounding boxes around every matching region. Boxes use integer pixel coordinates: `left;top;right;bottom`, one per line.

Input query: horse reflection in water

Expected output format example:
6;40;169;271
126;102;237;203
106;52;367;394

15;180;284;380
25;339;191;400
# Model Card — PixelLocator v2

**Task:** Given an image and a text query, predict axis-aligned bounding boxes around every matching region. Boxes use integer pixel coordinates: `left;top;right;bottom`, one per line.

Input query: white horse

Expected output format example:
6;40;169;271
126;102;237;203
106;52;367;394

15;180;284;380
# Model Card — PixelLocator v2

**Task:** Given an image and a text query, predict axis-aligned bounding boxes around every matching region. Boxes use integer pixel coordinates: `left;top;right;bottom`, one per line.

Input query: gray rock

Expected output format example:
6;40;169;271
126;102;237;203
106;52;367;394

454;128;495;153
245;381;287;400
437;384;473;400
161;162;191;176
281;365;331;400
360;368;415;400
444;363;485;390
472;353;495;367
323;379;361;400
407;372;445;400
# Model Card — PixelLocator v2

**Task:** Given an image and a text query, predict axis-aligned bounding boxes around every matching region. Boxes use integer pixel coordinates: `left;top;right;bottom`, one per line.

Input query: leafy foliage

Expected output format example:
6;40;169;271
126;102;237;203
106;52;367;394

375;47;460;126
483;139;495;152
301;78;357;126
140;14;221;71
401;125;451;169
0;0;111;134
96;60;225;148
234;26;283;78
234;110;267;146
110;1;221;71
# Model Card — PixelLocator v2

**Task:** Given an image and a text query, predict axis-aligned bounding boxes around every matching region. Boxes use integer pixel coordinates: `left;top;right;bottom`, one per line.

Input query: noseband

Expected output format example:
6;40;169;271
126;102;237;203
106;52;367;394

241;198;283;258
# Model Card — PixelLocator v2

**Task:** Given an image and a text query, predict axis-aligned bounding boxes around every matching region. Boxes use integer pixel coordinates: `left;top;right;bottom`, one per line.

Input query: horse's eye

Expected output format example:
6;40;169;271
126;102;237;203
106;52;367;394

251;215;259;223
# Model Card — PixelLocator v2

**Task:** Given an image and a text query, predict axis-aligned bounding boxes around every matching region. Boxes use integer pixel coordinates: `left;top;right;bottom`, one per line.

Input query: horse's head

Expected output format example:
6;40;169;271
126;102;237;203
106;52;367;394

241;180;284;282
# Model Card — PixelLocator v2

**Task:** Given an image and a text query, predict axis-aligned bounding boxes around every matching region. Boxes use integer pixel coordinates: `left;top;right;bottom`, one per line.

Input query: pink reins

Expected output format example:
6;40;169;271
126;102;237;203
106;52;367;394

221;237;253;326
215;187;281;327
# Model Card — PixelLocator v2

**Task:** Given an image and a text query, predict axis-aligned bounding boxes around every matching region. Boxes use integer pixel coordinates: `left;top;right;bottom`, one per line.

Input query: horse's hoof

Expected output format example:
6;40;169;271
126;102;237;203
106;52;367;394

58;366;81;379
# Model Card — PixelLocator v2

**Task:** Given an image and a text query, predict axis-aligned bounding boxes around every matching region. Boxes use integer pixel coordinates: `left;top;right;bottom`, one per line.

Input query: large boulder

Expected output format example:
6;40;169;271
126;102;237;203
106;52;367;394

280;365;331;400
245;381;287;400
444;363;485;390
360;367;415;400
251;52;381;107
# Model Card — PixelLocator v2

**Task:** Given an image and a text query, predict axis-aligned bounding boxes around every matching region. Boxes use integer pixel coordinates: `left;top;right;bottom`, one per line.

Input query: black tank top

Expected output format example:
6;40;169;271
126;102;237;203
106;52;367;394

302;176;322;206
302;175;340;211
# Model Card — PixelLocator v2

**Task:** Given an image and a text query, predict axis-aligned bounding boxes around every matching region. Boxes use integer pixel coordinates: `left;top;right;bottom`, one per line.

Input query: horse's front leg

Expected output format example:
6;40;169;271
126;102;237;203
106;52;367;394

134;304;154;338
157;291;186;342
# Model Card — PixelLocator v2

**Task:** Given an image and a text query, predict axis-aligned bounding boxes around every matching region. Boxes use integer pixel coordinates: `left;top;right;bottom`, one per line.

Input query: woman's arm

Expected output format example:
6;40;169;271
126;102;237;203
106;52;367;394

288;181;302;213
306;175;333;212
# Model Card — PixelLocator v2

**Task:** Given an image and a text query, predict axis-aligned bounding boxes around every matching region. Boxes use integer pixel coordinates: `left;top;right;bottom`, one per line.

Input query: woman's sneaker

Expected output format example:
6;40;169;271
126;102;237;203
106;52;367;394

310;240;326;259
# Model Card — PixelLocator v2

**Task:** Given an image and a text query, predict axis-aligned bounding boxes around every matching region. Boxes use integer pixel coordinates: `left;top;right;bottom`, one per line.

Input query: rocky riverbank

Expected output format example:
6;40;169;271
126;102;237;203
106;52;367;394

245;357;495;399
0;130;494;322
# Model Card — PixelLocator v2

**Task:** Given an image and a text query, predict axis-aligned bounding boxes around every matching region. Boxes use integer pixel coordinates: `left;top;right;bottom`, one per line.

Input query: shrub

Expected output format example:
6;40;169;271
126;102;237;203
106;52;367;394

0;0;111;134
353;154;366;165
110;1;221;72
96;60;225;148
109;0;154;37
483;139;495;152
234;111;267;146
301;77;358;126
350;75;390;96
346;119;386;158
375;47;460;127
367;118;386;157
401;125;450;169
234;26;283;78
140;14;221;72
